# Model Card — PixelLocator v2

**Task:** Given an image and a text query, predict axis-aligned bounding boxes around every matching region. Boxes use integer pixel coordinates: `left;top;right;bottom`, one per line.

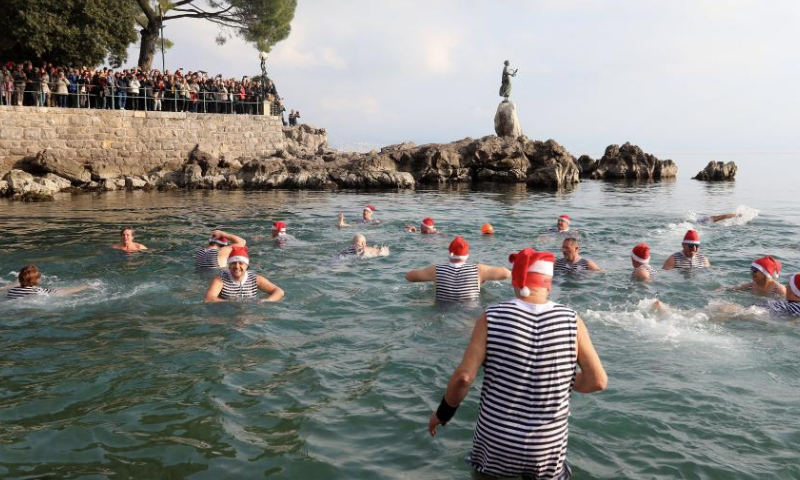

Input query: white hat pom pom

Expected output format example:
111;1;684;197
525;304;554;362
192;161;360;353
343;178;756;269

520;286;531;297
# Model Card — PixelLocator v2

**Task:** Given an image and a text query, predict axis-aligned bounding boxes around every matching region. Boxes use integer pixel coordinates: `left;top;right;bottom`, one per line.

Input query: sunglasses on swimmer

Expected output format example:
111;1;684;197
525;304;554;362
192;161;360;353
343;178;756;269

682;243;700;249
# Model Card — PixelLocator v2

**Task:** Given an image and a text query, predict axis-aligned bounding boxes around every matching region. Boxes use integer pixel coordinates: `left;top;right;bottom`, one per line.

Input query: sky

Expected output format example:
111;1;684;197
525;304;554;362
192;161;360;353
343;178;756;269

126;0;800;158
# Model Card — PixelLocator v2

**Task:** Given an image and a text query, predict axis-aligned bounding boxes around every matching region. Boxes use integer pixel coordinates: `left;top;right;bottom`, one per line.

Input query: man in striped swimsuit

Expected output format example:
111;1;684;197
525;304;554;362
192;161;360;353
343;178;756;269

554;238;600;274
428;248;607;479
203;246;284;303
405;236;510;302
194;229;247;270
662;230;710;270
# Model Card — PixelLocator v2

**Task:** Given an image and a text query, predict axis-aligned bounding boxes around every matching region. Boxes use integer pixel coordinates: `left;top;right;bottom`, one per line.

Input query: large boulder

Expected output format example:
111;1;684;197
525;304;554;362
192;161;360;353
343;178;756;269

3;169;62;197
591;142;677;180
187;145;221;176
577;155;597;178
494;101;522;138
42;173;72;191
283;124;328;154
28;150;91;184
693;161;737;181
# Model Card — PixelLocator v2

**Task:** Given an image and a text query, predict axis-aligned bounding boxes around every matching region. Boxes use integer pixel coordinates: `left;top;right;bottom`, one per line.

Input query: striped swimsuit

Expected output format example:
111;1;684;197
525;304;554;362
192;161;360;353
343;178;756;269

7;286;53;299
670;251;708;270
764;300;800;317
435;263;480;302
219;270;258;300
195;247;220;270
554;258;589;274
468;299;578;479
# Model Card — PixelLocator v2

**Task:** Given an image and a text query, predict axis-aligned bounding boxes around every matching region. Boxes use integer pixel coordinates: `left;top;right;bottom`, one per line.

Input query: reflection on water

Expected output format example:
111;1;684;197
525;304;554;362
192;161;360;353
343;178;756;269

1;174;799;479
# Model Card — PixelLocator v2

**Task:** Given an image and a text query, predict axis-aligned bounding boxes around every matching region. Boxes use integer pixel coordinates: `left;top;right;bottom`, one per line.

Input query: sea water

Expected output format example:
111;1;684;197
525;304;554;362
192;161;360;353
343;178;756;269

0;155;799;479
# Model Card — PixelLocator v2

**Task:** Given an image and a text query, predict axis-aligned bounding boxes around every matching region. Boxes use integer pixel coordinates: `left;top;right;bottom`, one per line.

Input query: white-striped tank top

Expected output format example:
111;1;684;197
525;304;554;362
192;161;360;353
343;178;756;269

219;270;258;300
671;251;709;270
435;263;480;302
632;264;656;279
195;247;220;270
468;298;578;479
554;258;589;273
765;300;800;317
7;286;54;299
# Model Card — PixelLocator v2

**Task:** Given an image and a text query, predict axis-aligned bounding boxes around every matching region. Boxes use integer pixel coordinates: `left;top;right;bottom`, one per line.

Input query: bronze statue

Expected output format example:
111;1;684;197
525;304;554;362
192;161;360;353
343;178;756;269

499;60;518;101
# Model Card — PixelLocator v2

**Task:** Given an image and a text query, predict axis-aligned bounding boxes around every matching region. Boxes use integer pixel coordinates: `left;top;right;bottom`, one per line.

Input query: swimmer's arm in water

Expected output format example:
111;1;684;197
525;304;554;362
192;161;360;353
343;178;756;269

704;257;711;267
708;213;738;223
429;313;488;437
632;268;651;282
363;245;383;255
573;315;608;394
662;254;676;270
203;277;225;303
404;225;418;233
586;260;602;271
337;212;350;229
727;283;752;292
477;264;511;283
55;285;89;296
256;275;284;302
405;265;437;282
213;230;246;246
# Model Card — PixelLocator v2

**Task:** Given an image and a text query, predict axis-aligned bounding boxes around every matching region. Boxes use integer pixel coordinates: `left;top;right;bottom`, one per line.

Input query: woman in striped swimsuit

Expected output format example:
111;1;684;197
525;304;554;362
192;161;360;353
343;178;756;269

194;230;246;270
5;264;87;299
730;256;786;298
428;248;607;480
203;246;284;303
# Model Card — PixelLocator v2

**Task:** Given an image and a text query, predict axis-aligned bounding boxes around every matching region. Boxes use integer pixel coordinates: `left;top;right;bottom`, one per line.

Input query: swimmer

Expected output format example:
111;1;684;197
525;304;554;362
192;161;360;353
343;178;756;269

338;206;381;229
404;217;439;234
631;243;656;281
405;236;511;302
554;238;601;274
662;230;710;270
5;264;87;299
338;234;385;257
195;229;246;270
204;246;284;303
427;247;606;480
111;227;147;251
729;256;786;298
271;221;294;247
481;223;494;235
697;212;740;225
550;214;571;233
762;274;800;316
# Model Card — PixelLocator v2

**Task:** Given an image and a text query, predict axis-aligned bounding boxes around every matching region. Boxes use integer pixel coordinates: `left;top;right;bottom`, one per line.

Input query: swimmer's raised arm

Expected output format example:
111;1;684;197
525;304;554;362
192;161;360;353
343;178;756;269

213;230;246;246
338;212;350;229
406;265;437;282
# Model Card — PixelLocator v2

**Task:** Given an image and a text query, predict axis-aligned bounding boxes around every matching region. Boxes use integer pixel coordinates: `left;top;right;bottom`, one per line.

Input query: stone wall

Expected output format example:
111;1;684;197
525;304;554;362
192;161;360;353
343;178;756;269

0;106;285;175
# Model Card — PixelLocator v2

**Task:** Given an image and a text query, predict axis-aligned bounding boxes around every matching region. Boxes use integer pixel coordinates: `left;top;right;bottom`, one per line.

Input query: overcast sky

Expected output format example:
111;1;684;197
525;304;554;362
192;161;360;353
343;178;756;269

127;0;800;157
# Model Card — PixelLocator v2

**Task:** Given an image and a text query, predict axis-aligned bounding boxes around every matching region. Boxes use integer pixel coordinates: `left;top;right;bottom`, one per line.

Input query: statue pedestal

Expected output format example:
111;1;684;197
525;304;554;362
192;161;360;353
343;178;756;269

494;101;522;137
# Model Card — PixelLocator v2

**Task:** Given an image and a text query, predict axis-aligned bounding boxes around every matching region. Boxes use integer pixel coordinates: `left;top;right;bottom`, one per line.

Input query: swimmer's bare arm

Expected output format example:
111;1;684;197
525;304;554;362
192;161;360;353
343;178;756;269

662;255;675;270
213;230;246;246
0;282;15;291
573;315;607;393
364;245;383;255
774;283;787;297
709;213;737;222
55;285;89;295
728;283;751;292
586;260;602;271
704;257;711;267
429;313;488;437
257;275;284;302
337;213;350;229
204;277;224;303
405;265;437;282
633;268;651;281
477;265;511;283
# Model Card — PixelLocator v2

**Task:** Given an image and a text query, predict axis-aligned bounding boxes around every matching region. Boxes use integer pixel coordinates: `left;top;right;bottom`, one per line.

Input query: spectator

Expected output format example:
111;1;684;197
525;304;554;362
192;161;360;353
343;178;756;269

55;72;69;108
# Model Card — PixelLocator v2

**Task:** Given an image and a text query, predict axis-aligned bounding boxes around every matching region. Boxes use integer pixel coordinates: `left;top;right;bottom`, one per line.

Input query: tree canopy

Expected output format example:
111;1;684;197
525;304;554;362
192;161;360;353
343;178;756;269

0;0;138;67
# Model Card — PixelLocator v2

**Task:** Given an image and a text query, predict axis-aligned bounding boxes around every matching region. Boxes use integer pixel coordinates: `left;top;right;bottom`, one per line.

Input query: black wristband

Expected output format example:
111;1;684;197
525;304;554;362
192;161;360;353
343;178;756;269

436;396;458;423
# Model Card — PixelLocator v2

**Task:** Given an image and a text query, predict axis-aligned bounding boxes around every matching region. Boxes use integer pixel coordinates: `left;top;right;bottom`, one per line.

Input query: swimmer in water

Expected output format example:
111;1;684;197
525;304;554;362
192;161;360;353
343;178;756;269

5;264;87;299
204;246;284;303
631;243;656;281
697;212;741;225
762;273;800;317
338;234;385;257
404;217;439;234
405;236;511;302
111;227;148;251
551;215;572;233
338;206;381;228
662;230;710;270
195;229;247;270
728;256;786;298
554;238;601;274
271;221;293;246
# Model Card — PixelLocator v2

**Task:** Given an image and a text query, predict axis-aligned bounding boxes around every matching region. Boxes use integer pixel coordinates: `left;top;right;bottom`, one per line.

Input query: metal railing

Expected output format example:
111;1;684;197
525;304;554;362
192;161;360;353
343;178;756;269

0;86;281;116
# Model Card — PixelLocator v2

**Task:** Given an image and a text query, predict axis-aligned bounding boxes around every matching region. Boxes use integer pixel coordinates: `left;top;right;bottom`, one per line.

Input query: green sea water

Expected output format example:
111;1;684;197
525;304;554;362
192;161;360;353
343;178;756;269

1;155;799;479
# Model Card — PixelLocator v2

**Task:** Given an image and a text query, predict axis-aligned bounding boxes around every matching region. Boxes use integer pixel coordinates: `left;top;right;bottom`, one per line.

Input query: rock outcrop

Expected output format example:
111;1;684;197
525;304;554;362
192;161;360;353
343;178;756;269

588;142;678;180
494;101;522;138
693;161;737;181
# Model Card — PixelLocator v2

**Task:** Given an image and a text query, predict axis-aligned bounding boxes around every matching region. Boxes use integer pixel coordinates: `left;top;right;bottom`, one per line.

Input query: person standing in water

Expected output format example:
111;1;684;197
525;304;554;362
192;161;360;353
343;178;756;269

271;221;292;246
195;230;247;270
111;227;147;251
631;243;656;281
662;230;710;270
404;236;510;302
729;256;785;297
427;248;607;479
338;206;381;228
204;246;284;303
554;238;601;274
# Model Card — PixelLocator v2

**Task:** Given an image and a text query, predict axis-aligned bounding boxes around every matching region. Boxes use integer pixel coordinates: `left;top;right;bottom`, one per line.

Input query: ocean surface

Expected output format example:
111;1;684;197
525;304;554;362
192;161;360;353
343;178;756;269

1;154;799;479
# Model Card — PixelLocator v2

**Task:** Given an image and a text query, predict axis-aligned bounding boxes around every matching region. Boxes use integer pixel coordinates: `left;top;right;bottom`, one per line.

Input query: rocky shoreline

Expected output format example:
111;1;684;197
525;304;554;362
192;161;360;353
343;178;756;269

0;124;680;200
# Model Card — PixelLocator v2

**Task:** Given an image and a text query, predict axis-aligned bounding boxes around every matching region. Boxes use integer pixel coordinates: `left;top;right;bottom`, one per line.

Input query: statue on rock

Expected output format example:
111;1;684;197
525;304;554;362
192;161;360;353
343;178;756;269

499;60;518;101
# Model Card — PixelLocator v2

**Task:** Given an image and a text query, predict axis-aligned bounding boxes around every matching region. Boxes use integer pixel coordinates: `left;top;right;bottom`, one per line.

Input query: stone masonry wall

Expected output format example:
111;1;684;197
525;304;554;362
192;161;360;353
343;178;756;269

0;106;286;175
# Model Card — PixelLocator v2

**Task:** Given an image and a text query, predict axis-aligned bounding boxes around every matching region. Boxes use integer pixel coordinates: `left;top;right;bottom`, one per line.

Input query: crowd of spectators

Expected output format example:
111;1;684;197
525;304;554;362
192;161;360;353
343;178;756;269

1;60;287;117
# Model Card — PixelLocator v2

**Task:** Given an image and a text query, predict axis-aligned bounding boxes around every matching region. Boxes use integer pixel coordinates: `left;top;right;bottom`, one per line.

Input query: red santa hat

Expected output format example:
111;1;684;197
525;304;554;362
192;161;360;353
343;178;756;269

683;230;701;245
631;243;650;263
790;274;800;298
509;248;555;296
751;256;780;280
227;245;249;265
209;236;230;246
421;217;435;228
558;215;571;224
363;205;377;212
272;221;287;233
449;235;469;261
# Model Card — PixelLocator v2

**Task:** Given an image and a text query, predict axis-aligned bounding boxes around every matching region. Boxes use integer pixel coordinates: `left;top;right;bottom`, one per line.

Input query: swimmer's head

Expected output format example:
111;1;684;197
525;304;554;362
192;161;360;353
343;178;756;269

120;227;135;243
681;230;701;258
362;205;376;220
227;245;249;267
18;264;40;287
751;256;780;281
788;274;800;301
449;236;469;262
561;238;580;262
509;248;554;297
631;243;650;267
353;235;367;252
557;215;570;232
481;223;494;235
272;221;287;238
421;217;436;234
